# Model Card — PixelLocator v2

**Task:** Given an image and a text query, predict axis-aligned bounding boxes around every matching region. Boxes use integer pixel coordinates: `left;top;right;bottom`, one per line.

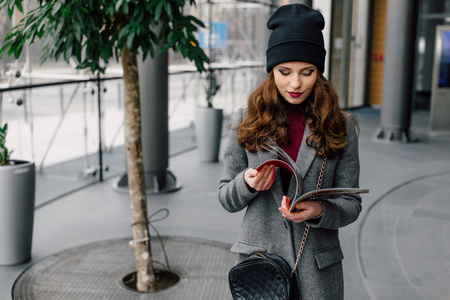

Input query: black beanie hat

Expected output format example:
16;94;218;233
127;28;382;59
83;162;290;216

266;4;326;73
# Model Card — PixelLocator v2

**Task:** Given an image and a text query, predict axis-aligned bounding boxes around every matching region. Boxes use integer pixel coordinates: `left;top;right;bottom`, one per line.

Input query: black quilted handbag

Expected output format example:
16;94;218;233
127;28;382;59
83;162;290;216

228;252;293;300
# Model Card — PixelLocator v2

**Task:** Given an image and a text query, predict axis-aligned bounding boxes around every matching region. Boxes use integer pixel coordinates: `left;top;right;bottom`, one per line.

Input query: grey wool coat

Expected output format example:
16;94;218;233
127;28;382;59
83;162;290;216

218;111;362;299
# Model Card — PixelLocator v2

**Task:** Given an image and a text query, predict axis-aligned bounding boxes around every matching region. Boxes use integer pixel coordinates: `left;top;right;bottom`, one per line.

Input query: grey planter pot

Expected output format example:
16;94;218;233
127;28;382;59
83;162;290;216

195;107;223;162
0;158;35;265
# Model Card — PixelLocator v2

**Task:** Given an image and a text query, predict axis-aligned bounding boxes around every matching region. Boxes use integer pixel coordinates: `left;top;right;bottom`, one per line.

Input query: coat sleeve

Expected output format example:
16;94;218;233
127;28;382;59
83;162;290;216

307;113;362;229
218;113;260;213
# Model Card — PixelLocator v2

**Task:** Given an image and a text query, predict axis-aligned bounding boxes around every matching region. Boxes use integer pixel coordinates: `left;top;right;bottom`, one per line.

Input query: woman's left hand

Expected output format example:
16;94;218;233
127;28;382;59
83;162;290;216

279;196;323;223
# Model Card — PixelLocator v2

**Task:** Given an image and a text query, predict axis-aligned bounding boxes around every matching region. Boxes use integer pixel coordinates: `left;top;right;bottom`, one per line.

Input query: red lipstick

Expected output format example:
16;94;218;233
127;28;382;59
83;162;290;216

288;92;302;98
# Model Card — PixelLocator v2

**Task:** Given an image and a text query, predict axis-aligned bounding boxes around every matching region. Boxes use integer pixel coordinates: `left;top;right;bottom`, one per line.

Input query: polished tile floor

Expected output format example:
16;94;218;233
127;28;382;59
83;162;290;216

1;108;450;300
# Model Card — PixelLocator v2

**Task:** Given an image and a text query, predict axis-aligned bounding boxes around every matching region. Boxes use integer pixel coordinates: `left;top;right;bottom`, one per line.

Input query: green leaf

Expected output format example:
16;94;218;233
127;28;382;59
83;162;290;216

52;1;63;15
149;30;158;44
126;26;136;50
13;44;23;59
160;43;171;53
79;6;89;14
164;2;173;19
180;44;188;57
73;22;82;41
148;43;155;58
74;7;84;25
100;46;112;60
187;15;205;28
115;0;123;11
66;33;74;59
117;0;129;14
145;1;158;11
7;0;23;18
7;6;13;19
117;23;131;43
154;1;164;21
195;58;205;73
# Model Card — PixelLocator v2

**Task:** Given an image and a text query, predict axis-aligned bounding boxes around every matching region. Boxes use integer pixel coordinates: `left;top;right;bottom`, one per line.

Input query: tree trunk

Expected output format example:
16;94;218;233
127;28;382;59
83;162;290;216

121;45;156;292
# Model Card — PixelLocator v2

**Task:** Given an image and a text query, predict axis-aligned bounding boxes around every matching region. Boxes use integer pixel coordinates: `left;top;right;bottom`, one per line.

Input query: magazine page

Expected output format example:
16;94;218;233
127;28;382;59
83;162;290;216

256;159;302;202
257;139;304;202
289;188;369;212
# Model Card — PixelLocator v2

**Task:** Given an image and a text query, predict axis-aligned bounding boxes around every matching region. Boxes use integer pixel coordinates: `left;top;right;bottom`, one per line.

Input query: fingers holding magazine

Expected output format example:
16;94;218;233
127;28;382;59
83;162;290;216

279;196;324;223
244;164;276;191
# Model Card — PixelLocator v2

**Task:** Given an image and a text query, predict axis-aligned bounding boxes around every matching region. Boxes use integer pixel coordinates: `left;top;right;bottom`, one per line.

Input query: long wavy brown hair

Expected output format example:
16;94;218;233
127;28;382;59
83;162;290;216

233;71;357;158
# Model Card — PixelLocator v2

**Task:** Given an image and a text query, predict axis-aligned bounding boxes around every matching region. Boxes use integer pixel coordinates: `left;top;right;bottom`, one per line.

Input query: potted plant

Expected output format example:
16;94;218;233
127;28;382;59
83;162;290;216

195;70;223;162
0;123;36;265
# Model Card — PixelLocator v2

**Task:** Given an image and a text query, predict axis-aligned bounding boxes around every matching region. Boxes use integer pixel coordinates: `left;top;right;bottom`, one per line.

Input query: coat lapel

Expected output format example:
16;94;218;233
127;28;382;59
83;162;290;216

296;125;317;178
286;125;317;199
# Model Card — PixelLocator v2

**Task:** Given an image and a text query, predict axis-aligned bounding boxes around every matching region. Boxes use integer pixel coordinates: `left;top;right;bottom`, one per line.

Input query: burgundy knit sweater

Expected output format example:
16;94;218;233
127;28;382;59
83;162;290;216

279;103;306;194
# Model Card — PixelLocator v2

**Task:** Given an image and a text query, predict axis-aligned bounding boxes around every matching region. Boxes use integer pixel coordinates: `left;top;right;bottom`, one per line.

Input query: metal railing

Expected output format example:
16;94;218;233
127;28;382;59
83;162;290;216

1;73;122;181
0;63;264;205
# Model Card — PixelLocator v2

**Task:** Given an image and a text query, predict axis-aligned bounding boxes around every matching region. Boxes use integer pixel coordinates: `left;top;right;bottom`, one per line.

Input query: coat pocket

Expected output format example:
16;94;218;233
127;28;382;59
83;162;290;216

230;240;267;255
314;244;344;270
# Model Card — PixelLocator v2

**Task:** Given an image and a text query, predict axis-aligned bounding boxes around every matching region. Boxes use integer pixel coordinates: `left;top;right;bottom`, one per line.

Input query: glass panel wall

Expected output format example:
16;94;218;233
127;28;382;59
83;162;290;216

0;0;269;205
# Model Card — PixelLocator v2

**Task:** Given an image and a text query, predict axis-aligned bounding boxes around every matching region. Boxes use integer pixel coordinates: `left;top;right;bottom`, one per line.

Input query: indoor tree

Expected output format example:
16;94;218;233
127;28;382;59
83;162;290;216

0;0;208;292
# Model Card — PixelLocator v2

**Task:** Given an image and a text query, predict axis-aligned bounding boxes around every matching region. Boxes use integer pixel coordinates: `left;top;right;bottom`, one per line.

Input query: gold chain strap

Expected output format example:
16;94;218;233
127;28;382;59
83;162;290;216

291;157;327;276
316;157;327;191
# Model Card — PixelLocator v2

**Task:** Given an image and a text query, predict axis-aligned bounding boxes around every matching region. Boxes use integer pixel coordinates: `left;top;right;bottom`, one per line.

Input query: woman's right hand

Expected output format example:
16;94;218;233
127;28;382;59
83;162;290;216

244;164;276;191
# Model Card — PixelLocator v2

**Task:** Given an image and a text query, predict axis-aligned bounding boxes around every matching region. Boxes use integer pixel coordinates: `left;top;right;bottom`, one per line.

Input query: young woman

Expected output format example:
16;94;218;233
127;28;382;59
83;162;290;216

219;4;362;299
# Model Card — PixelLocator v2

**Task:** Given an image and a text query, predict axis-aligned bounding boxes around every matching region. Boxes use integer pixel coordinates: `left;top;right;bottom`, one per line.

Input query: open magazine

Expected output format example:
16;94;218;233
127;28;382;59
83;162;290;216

257;140;369;212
